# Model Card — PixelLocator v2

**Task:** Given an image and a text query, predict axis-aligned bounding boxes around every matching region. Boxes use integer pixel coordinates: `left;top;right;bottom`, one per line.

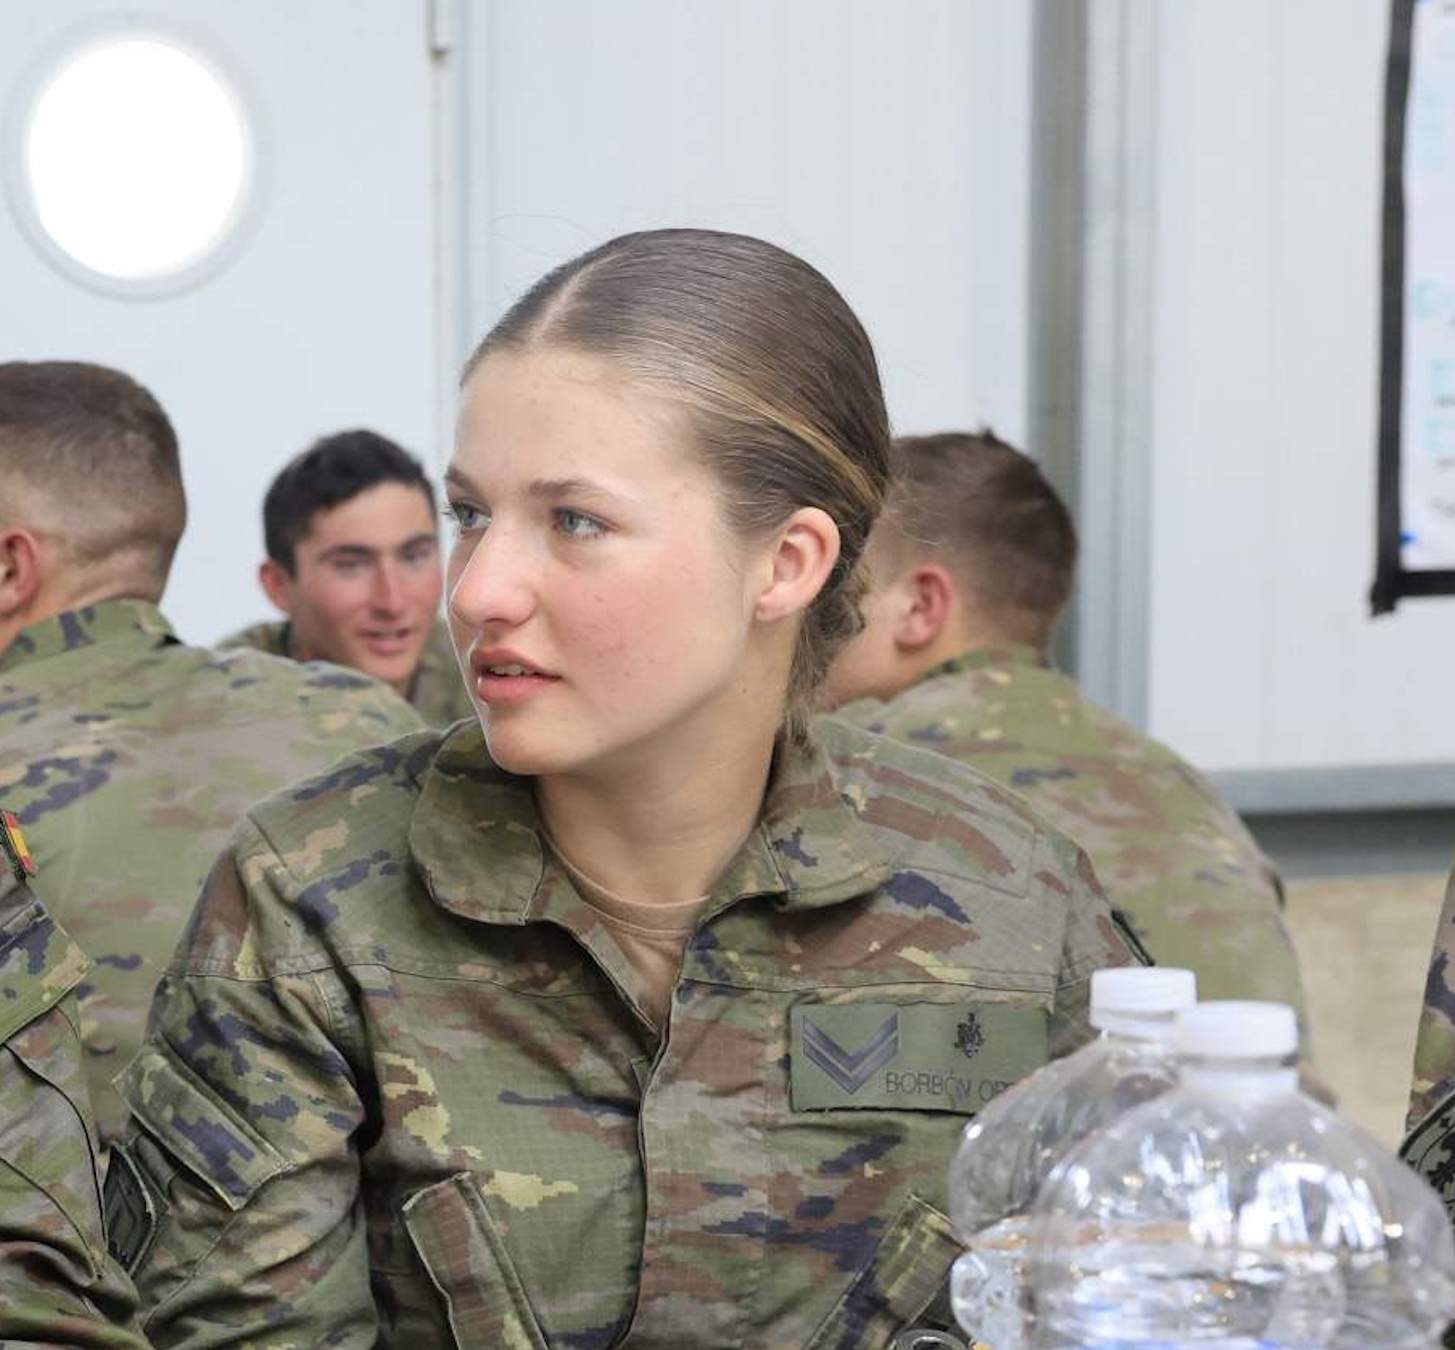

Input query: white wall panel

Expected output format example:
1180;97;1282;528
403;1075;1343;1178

1144;0;1455;774
2;2;437;644
460;0;1030;444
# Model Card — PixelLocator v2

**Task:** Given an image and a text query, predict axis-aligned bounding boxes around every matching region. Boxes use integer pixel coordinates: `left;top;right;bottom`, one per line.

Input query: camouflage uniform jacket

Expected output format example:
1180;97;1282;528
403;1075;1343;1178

0;848;146;1347
113;716;1136;1348
0;599;425;1146
220;612;477;727
833;646;1306;1018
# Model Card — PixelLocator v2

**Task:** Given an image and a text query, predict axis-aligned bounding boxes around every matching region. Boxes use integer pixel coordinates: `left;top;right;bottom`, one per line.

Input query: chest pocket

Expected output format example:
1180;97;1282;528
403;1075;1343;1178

402;1172;548;1349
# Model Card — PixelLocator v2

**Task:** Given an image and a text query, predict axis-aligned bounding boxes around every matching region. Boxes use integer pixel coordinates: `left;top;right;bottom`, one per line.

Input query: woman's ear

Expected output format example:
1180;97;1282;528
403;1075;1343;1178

894;562;956;651
753;507;841;624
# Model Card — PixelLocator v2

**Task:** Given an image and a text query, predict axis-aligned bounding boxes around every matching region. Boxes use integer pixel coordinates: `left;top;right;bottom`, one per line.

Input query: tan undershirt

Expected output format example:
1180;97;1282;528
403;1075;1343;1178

547;838;711;1031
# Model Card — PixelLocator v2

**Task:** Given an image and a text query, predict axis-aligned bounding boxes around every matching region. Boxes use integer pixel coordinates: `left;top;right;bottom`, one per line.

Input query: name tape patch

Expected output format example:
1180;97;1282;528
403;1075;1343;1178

789;1000;1048;1113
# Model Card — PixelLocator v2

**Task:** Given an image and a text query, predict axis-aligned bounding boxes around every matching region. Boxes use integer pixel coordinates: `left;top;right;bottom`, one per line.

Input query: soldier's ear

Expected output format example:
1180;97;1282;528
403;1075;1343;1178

753;507;841;625
893;563;955;652
0;528;43;620
259;559;296;617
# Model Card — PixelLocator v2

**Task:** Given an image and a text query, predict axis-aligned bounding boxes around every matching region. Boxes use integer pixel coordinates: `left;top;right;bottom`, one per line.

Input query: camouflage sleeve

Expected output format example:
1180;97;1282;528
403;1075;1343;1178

1410;862;1455;1132
109;829;375;1347
0;872;146;1347
1043;832;1144;1062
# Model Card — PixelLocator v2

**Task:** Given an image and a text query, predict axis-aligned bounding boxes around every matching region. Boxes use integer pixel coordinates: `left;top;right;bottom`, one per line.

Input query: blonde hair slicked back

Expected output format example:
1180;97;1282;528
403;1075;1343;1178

463;229;891;743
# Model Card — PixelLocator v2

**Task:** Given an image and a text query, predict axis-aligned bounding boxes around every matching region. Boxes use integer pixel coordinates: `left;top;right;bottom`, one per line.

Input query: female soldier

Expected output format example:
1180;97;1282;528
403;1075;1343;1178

110;230;1135;1347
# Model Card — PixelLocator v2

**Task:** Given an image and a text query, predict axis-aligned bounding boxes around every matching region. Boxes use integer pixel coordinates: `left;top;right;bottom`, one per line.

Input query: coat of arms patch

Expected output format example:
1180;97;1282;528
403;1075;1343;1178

955;1012;986;1060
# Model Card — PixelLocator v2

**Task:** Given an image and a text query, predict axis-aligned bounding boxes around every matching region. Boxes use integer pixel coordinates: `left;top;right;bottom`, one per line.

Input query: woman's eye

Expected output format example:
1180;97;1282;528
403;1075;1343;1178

555;508;606;539
445;502;487;533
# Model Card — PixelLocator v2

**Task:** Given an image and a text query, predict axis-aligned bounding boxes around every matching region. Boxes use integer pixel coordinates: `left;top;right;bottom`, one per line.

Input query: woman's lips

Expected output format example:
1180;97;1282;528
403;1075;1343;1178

471;652;561;705
474;668;561;705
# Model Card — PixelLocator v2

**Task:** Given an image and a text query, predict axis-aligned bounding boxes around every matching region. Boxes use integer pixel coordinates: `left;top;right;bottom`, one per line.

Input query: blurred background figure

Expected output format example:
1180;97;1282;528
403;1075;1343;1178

822;430;1308;1024
0;361;423;1149
221;429;475;726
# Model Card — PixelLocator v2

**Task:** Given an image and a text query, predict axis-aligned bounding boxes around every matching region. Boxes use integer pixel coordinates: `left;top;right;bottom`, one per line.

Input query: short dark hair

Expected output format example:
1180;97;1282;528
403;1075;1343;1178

263;429;436;572
883;430;1078;647
0;361;185;597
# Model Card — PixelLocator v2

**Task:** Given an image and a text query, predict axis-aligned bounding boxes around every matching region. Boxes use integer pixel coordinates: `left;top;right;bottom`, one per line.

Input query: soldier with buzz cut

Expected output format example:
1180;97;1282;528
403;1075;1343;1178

220;428;477;727
0;361;426;1156
822;430;1308;1023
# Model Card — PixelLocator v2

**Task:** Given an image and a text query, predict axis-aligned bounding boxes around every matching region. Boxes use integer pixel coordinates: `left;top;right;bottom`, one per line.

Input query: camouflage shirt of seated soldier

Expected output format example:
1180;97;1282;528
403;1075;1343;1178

821;429;1307;1027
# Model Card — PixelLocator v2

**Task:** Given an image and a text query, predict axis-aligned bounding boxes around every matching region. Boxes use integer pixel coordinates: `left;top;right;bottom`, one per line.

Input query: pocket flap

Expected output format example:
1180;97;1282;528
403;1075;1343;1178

403;1172;548;1349
808;1192;963;1349
0;889;90;1044
116;1041;287;1211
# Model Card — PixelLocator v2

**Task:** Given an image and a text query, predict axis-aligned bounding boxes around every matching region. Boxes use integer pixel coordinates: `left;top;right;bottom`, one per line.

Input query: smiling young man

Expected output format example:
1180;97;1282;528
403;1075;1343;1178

221;429;475;726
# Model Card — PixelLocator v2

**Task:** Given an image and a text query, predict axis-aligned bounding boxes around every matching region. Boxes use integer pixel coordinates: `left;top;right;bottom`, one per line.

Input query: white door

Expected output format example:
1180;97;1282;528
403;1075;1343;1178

1;2;442;643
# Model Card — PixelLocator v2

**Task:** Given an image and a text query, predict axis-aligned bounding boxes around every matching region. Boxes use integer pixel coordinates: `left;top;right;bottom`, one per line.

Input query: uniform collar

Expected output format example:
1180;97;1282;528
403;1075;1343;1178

0;598;178;675
920;643;1048;684
409;719;893;928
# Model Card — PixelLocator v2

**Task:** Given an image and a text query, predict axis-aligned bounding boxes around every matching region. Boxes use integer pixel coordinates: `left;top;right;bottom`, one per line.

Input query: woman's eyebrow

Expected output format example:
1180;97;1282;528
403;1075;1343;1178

526;476;621;502
442;465;481;495
444;468;639;506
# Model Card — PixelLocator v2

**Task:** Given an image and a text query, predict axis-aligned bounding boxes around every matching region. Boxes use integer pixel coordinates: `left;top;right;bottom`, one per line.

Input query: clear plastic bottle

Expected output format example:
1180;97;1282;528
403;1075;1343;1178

1024;1001;1455;1350
947;966;1198;1349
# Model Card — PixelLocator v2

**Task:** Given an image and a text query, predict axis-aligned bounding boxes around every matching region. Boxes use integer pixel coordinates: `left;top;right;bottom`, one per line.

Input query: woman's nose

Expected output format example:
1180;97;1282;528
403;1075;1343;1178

448;526;536;630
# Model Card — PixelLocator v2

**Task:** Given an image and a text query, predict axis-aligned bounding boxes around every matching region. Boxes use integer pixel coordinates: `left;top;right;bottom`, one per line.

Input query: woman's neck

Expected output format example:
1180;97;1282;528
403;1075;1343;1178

535;727;777;906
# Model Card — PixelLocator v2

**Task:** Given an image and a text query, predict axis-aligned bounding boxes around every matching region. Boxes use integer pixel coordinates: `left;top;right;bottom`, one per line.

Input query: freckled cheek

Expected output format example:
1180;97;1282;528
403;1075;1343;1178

567;595;648;680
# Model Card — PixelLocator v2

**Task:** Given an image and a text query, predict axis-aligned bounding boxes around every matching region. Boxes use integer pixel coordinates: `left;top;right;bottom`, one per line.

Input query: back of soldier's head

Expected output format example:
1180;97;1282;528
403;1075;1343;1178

882;430;1078;648
262;429;435;574
0;361;186;601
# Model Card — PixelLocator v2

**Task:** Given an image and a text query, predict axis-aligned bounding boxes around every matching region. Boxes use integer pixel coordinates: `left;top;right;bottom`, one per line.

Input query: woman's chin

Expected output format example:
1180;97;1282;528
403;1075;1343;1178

482;726;571;778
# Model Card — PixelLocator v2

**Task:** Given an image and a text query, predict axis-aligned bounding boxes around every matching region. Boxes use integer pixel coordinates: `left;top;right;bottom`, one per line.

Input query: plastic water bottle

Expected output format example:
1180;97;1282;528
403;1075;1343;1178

947;966;1197;1348
1024;1001;1455;1349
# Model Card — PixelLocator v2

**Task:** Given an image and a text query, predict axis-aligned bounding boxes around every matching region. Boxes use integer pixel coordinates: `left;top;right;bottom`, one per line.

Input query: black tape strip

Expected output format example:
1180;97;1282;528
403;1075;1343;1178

1370;0;1455;611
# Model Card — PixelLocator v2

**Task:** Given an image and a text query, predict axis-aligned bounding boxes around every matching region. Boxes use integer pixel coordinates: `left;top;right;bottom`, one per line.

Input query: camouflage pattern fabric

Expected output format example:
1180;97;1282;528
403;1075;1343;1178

1408;860;1455;1137
113;716;1136;1347
0;598;425;1148
0;858;146;1346
832;647;1306;1021
220;612;477;728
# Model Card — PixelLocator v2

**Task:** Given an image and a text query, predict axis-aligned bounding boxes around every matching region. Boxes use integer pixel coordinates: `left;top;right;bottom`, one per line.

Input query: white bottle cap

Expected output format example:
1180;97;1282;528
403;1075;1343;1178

1175;1001;1298;1059
1089;967;1197;1028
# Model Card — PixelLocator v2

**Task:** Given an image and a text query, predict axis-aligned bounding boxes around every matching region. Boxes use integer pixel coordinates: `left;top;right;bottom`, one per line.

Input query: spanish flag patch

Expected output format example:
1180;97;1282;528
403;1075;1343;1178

0;810;37;880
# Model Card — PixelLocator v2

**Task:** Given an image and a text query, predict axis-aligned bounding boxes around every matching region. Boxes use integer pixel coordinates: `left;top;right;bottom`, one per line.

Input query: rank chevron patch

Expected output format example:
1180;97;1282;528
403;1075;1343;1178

801;1012;900;1095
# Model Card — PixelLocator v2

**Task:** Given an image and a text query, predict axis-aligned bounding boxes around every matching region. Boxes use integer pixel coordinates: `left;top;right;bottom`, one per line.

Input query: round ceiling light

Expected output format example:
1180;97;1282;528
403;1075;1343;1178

15;32;255;292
